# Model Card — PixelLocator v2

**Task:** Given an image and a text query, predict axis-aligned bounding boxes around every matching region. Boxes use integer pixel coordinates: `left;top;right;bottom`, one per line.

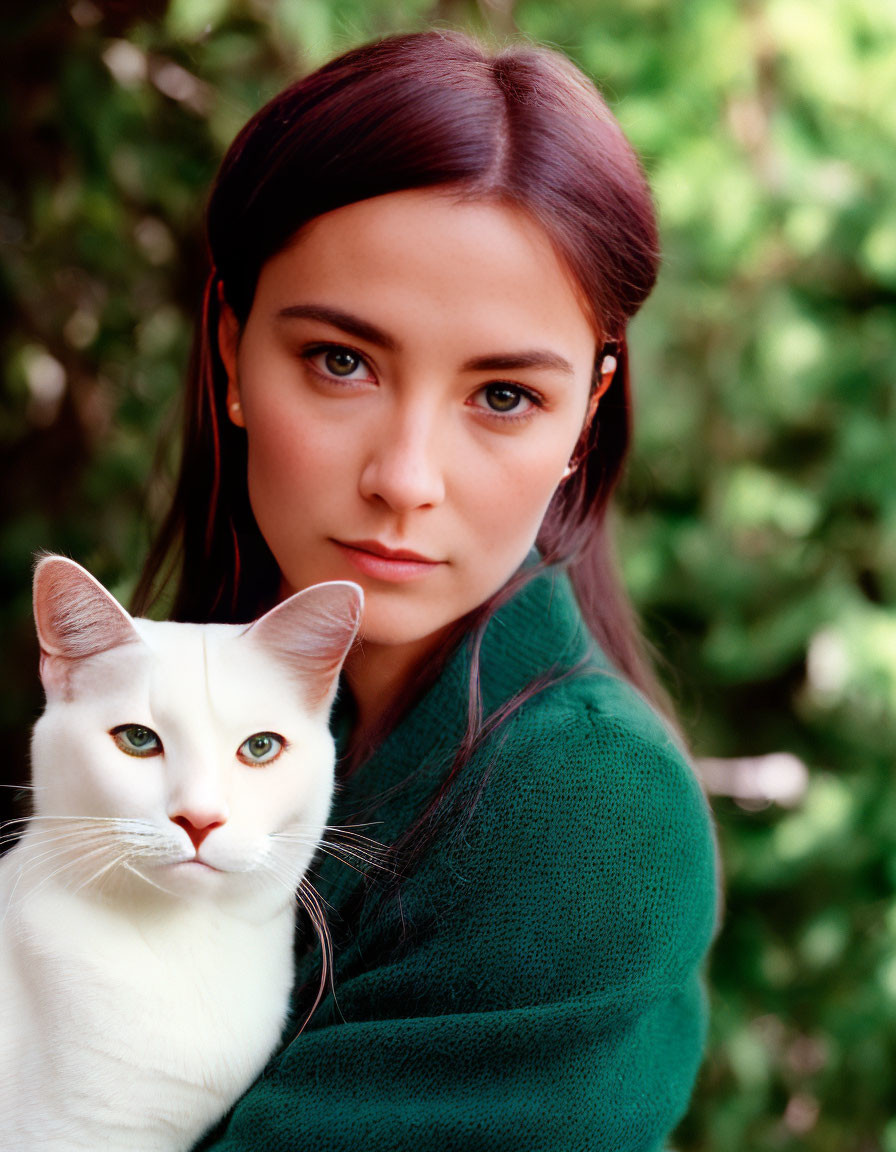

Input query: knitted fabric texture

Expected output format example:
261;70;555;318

197;567;718;1151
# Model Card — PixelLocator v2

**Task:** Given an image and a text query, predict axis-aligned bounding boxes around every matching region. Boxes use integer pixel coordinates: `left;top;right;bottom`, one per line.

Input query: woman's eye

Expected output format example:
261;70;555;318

110;724;162;758
237;732;286;766
306;345;372;382
472;383;538;417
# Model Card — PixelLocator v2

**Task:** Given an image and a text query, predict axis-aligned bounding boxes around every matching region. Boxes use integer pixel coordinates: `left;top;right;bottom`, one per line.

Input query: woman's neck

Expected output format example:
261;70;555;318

342;628;450;744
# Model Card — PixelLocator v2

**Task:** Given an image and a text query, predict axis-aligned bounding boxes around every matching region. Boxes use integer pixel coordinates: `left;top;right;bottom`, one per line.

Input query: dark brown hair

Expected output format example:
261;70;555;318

134;29;667;726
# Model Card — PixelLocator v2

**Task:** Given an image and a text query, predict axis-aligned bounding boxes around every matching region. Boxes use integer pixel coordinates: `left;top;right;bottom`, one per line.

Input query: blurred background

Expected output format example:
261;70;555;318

1;0;894;1145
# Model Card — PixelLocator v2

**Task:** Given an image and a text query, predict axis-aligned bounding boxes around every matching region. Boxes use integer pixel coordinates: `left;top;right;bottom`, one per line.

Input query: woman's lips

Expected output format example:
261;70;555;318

332;539;443;582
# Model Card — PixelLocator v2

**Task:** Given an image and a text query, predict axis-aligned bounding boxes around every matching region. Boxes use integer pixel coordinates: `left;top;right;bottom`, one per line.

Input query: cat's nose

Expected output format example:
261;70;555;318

171;813;225;851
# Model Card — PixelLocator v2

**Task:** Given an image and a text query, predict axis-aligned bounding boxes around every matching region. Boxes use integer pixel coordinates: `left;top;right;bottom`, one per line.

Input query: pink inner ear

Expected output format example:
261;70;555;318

33;556;139;661
245;581;363;709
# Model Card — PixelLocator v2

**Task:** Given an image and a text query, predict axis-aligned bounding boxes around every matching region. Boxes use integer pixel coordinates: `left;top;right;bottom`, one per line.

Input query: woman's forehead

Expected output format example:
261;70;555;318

255;189;600;357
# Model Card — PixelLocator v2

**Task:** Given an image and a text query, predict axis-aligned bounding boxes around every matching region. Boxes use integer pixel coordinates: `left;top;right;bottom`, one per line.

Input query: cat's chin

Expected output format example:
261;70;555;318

129;862;240;911
159;858;230;885
170;859;224;872
151;857;290;904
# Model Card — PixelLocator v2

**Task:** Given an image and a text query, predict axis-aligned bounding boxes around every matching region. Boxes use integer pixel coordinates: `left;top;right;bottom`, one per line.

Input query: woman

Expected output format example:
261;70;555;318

135;29;717;1151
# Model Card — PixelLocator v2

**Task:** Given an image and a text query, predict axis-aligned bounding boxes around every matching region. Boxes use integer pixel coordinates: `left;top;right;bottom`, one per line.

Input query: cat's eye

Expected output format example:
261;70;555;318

237;732;286;766
110;724;162;758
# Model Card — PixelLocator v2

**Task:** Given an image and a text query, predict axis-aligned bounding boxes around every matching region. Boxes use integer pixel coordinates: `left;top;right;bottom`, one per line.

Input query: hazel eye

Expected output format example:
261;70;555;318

472;383;538;416
306;345;373;382
111;724;162;758
324;348;362;376
237;732;286;766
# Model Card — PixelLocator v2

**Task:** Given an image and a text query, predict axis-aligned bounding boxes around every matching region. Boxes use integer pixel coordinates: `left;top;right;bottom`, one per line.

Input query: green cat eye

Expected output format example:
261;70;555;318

237;732;285;766
110;724;162;758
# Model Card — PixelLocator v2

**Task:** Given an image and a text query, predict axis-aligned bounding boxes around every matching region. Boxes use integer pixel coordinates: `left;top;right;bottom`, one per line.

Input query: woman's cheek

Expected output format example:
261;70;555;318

476;448;566;534
244;398;340;500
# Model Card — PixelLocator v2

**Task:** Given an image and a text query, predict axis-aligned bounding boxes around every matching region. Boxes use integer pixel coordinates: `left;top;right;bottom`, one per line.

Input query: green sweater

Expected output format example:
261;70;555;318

200;566;717;1151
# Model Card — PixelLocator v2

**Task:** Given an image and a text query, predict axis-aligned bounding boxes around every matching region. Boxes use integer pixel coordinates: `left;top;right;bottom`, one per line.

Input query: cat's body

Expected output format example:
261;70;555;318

1;869;297;1149
0;557;362;1151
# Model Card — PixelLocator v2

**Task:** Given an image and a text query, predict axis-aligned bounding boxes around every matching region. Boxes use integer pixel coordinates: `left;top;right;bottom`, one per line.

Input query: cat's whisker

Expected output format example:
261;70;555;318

320;836;393;867
0;815;42;834
271;824;386;866
13;831;116;876
26;814;144;823
4;841;104;883
269;822;329;840
273;838;380;873
19;824;160;891
119;859;180;897
283;878;335;1045
321;822;384;840
17;854;104;905
2;839;87;911
318;846;389;879
0;830;32;848
14;829;105;851
296;869;337;915
70;848;136;895
322;824;387;846
18;819;129;848
264;836;334;887
266;833;321;861
10;816;160;860
21;830;108;848
260;855;309;898
26;839;125;894
272;829;396;879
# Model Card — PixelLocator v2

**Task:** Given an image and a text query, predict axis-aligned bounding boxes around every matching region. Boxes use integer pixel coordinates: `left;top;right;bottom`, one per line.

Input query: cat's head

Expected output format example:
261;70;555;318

27;556;362;913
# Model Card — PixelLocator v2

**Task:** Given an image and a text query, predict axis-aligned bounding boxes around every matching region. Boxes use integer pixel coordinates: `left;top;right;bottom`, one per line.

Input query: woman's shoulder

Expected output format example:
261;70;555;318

473;565;706;812
448;666;719;962
475;664;710;836
397;664;718;1013
454;566;718;915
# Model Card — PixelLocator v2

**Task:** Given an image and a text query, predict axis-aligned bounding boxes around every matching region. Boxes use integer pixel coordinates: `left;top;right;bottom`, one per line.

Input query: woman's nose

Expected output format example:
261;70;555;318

358;410;446;512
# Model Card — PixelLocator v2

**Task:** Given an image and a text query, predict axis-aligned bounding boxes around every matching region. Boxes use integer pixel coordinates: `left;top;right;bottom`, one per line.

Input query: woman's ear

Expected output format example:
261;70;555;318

218;300;245;428
592;352;617;405
582;352;617;427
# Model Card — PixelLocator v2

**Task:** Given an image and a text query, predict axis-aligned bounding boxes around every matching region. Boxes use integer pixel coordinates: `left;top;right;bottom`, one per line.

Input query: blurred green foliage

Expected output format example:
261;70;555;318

1;0;894;1146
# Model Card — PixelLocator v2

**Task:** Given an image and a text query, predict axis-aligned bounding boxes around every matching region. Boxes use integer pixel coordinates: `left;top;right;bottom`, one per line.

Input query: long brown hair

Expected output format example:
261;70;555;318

134;30;668;724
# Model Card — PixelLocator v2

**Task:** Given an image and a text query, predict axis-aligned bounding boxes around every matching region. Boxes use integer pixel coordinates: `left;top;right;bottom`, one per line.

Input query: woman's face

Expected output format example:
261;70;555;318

220;189;599;661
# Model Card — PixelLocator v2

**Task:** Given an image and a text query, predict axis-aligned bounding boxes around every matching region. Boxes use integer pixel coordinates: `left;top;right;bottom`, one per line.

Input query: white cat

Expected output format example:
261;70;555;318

0;555;363;1151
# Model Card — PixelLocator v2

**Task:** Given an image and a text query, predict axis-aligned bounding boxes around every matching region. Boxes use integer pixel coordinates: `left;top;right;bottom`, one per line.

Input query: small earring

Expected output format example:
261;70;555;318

561;458;578;481
229;400;241;414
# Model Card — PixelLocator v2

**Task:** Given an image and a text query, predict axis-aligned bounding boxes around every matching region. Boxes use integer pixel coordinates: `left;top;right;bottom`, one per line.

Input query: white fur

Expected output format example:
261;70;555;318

0;559;361;1151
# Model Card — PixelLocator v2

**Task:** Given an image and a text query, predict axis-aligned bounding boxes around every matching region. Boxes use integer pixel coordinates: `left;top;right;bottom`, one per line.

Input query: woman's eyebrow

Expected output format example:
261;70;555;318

462;351;576;376
276;304;575;375
276;304;398;350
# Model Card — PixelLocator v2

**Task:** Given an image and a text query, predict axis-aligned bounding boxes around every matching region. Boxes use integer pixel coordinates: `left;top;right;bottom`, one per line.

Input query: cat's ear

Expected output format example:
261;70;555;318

244;581;363;711
33;556;141;692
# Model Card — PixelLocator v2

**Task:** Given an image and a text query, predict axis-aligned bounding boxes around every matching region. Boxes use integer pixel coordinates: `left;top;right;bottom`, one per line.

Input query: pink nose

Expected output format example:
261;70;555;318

171;814;224;851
